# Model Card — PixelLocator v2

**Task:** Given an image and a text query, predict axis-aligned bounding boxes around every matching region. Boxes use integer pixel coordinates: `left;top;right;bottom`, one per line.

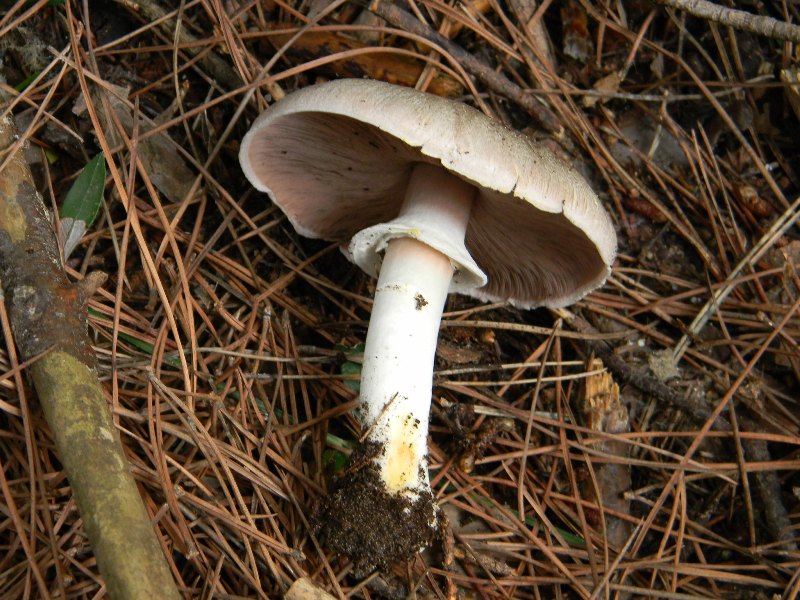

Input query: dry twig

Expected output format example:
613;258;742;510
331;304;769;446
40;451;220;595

656;0;800;43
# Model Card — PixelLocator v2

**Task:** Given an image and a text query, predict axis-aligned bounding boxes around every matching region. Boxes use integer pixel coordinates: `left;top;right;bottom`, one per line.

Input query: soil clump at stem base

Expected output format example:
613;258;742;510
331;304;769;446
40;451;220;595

314;441;437;574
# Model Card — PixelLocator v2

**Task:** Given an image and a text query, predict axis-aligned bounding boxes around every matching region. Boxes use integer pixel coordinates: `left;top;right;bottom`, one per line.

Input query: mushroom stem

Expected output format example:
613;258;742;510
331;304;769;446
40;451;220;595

359;237;450;497
357;164;476;501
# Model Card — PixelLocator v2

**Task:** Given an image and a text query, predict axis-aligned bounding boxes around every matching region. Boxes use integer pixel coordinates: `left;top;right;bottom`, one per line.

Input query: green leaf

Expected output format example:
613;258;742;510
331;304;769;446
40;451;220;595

480;495;586;547
60;153;106;258
323;448;349;473
334;343;365;354
44;148;58;164
87;308;182;368
323;434;356;474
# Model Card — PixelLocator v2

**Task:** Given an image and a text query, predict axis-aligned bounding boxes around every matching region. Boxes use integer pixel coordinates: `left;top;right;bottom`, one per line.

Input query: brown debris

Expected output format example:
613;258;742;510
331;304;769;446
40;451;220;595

265;28;464;97
365;0;566;137
561;0;593;63
457;417;515;474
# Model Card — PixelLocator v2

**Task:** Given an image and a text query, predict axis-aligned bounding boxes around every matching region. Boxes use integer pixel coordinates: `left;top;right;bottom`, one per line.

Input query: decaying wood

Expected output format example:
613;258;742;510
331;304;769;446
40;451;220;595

284;577;337;600
558;308;798;553
580;359;633;558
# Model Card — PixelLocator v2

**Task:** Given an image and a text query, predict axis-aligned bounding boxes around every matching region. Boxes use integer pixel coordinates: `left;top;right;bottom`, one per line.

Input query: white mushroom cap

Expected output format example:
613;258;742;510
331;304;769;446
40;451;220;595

239;79;616;308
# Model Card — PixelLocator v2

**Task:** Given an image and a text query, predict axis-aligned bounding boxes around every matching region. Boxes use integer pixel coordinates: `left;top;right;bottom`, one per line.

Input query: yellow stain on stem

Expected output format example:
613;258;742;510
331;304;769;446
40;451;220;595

382;414;422;492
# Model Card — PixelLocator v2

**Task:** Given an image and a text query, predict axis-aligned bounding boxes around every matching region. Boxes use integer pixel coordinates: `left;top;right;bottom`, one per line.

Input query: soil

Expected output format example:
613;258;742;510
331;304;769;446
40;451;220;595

314;441;437;575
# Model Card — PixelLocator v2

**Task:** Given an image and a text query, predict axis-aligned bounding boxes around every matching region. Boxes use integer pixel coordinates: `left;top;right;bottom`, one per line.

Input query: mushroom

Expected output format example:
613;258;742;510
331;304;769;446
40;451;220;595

239;79;616;570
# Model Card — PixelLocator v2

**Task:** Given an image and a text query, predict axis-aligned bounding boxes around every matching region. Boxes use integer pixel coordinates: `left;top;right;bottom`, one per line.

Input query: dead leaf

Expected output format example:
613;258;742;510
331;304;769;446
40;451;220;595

606;110;688;170
781;65;800;123
436;337;484;364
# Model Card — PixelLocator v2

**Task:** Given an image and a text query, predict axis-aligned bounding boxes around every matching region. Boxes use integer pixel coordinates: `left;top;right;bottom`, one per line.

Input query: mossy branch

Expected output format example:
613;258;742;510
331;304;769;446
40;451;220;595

0;116;181;599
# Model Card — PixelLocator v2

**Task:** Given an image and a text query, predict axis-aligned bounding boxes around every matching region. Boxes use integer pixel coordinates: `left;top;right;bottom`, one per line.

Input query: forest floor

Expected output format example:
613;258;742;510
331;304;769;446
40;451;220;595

0;0;799;598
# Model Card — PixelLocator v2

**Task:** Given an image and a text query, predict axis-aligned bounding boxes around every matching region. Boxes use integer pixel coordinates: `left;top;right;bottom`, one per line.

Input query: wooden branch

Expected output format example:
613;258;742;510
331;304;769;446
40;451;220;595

0;116;181;599
657;0;800;43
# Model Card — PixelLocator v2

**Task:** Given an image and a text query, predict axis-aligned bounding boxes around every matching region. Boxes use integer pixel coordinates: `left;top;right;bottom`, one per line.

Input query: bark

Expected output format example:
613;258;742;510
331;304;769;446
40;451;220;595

0;115;181;599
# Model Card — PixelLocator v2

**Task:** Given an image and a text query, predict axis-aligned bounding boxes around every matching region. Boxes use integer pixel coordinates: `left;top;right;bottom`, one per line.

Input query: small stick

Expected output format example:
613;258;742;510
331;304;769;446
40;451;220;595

656;0;800;44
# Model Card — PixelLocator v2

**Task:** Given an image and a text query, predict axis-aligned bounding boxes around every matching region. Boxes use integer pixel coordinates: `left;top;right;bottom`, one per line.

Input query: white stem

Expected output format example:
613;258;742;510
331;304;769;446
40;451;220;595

357;163;476;498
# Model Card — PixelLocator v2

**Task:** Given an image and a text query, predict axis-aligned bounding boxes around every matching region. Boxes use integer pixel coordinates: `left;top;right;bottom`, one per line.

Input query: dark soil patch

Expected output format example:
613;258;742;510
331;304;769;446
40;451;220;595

314;441;437;575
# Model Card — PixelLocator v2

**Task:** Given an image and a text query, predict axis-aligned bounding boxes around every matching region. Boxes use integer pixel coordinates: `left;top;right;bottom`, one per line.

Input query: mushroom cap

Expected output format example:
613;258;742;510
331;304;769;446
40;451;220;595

240;79;616;308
